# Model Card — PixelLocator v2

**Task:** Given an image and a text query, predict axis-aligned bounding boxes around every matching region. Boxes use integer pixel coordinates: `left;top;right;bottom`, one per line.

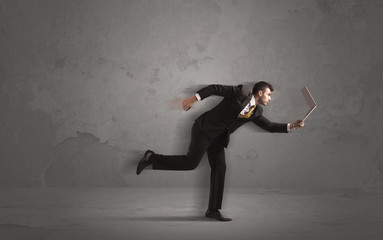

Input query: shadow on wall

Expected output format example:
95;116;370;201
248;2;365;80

45;132;127;187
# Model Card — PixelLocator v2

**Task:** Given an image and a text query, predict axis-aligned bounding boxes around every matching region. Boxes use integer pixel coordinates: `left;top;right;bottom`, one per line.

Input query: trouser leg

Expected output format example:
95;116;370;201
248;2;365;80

151;122;212;170
207;142;226;210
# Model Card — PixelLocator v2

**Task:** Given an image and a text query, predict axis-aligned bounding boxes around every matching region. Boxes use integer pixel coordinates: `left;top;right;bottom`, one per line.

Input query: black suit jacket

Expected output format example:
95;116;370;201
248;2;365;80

195;84;288;147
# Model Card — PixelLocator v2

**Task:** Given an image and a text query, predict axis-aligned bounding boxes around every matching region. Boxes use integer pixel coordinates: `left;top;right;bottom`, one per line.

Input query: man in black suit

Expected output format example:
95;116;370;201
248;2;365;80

137;81;304;221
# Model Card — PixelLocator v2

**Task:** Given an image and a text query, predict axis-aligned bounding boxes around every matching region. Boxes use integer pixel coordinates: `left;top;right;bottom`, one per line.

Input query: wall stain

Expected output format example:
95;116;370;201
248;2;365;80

147;88;156;95
54;57;67;69
149;68;161;84
45;132;127;187
126;71;136;79
316;0;335;16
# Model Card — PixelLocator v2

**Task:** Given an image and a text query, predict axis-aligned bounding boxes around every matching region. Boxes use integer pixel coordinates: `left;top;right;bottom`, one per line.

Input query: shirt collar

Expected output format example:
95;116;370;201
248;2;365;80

250;95;256;106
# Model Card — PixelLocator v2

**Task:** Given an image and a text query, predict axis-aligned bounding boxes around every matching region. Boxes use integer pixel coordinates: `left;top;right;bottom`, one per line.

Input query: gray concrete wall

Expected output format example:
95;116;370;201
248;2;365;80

1;0;383;188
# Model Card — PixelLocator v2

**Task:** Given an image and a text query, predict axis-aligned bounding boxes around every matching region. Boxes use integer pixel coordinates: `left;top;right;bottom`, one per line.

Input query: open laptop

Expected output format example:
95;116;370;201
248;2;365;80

301;86;317;122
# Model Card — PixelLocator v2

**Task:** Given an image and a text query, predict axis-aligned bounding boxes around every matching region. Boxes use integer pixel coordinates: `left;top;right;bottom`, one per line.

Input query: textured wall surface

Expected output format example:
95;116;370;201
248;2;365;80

1;0;383;188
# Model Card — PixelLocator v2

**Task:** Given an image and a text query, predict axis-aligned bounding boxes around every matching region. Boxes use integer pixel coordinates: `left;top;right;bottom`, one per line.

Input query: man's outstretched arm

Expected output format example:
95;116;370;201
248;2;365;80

254;116;304;133
182;84;244;111
196;84;242;100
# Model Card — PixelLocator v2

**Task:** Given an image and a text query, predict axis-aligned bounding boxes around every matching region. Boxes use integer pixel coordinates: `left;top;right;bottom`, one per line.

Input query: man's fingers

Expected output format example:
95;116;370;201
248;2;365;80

182;102;191;111
182;101;188;109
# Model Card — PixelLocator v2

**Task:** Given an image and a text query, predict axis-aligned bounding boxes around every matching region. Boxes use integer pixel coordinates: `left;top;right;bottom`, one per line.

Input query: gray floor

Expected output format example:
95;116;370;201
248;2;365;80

1;188;383;240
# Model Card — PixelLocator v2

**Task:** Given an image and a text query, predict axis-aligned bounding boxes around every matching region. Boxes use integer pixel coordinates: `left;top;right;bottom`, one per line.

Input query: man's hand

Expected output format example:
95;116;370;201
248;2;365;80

292;120;304;129
182;96;197;111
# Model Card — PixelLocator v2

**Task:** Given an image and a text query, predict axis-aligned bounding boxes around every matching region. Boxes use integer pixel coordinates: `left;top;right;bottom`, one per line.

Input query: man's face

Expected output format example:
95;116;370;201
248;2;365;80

257;88;272;106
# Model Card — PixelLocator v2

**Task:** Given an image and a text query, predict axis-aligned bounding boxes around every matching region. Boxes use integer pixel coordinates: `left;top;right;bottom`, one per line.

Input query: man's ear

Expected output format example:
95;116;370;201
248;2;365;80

257;90;263;97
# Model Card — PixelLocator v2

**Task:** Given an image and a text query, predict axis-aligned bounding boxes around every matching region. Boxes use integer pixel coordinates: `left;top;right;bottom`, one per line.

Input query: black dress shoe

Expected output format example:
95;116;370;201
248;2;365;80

205;209;232;222
136;150;154;175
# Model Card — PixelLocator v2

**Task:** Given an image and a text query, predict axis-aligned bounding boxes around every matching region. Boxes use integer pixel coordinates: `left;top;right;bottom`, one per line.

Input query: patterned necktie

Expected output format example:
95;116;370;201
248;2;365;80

238;105;256;119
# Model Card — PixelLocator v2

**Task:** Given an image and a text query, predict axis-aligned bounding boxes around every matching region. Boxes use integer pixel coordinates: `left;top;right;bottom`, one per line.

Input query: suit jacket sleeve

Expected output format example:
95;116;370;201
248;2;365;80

253;115;288;133
196;84;243;100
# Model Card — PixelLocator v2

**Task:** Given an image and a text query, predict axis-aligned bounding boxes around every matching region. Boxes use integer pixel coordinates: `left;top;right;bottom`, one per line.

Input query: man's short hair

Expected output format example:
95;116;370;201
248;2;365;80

252;81;274;94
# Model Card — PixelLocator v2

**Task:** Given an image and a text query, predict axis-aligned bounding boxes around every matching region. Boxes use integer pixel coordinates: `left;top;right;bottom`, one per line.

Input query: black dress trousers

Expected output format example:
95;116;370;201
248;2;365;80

151;122;226;210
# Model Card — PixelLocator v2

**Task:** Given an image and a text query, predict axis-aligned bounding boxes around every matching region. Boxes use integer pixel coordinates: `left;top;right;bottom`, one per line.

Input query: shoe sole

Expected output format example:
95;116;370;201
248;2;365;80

205;214;232;221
